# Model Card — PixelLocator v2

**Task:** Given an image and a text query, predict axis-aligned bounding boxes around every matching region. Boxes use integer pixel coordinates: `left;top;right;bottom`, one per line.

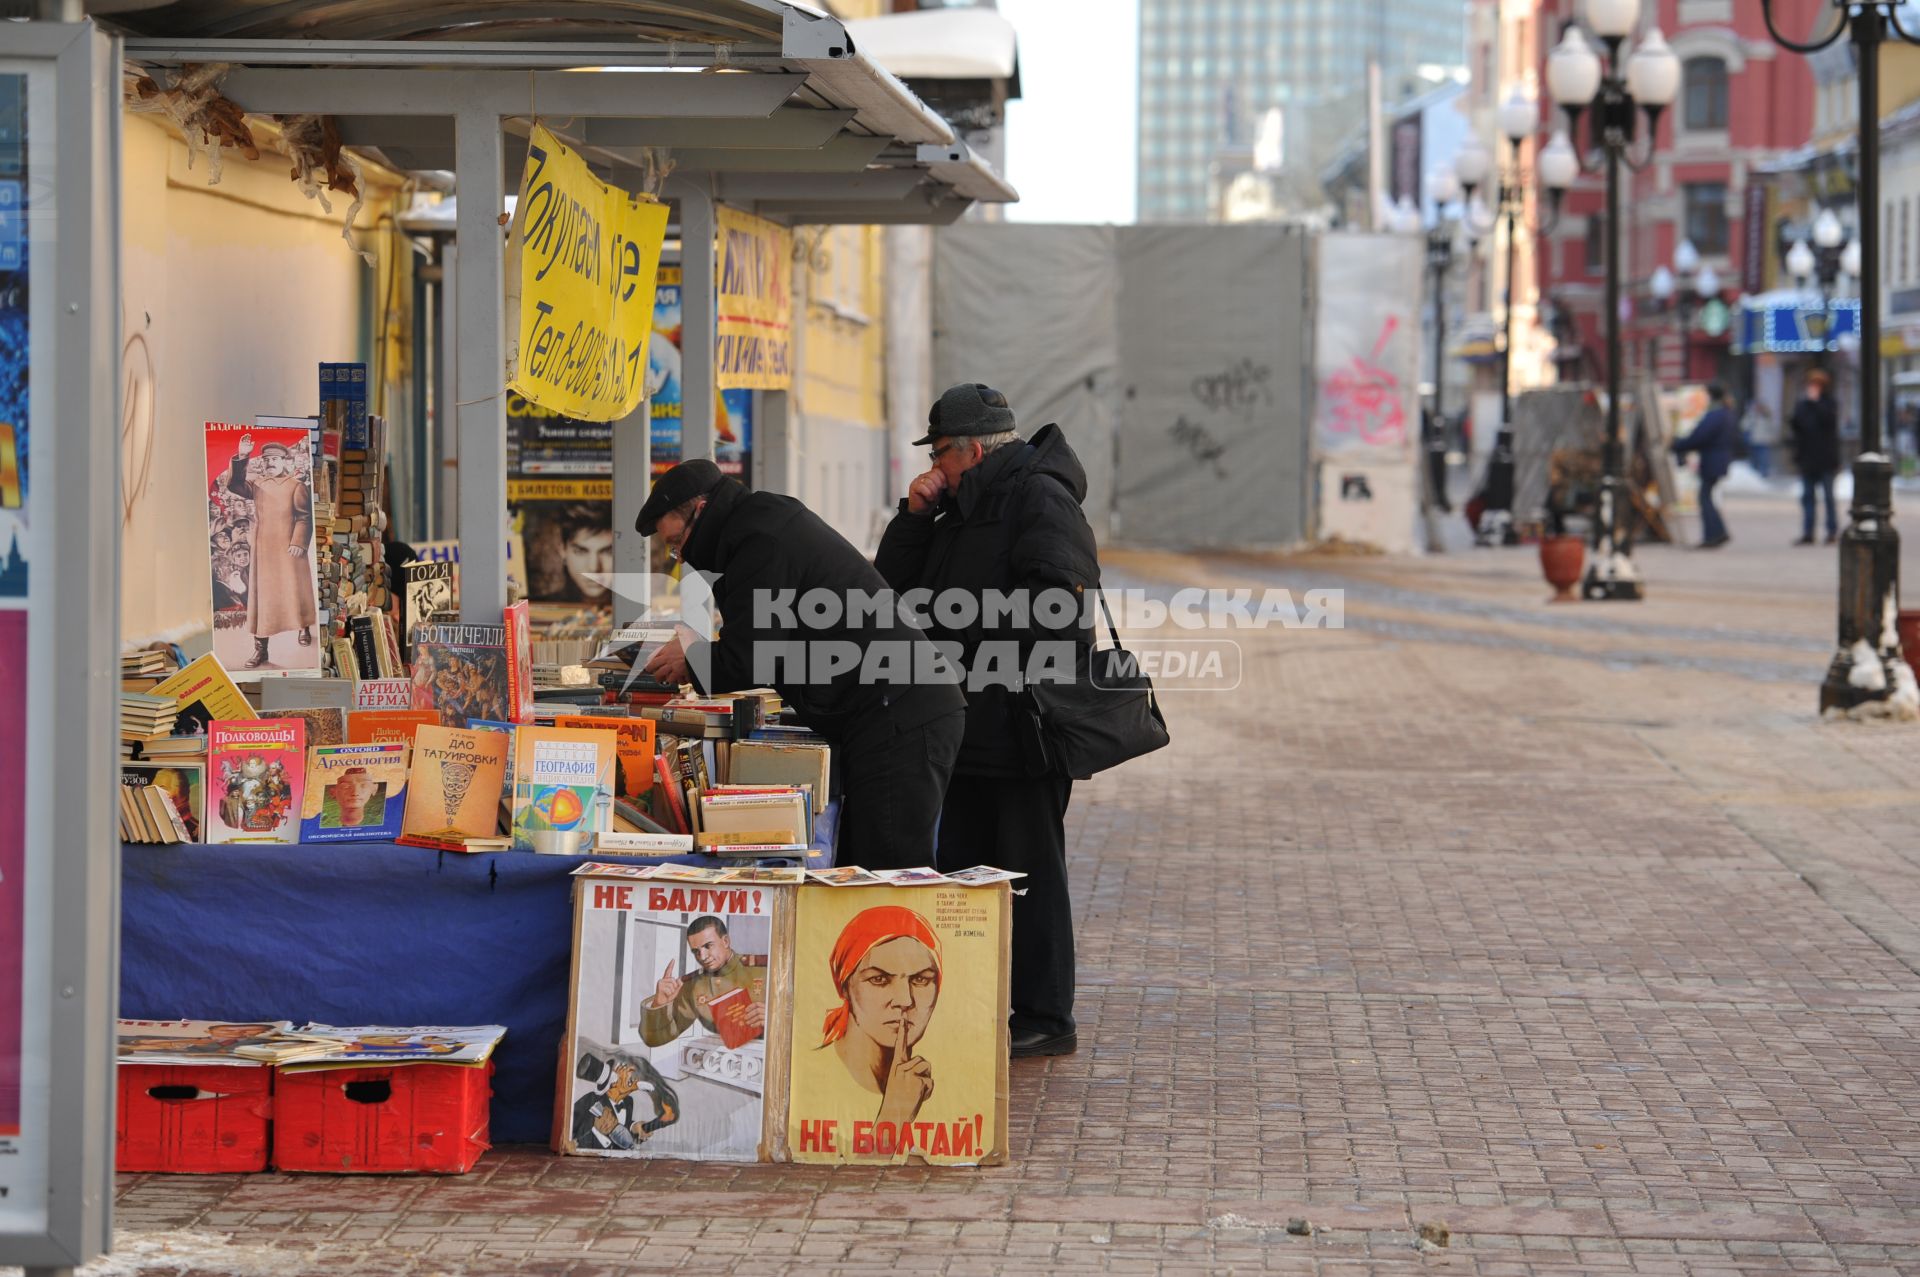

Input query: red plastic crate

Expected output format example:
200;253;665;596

116;1064;272;1173
271;1061;492;1174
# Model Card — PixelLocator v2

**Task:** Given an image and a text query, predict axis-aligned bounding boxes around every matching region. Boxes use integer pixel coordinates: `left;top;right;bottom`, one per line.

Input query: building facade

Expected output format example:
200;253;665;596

1534;0;1823;405
1136;0;1467;223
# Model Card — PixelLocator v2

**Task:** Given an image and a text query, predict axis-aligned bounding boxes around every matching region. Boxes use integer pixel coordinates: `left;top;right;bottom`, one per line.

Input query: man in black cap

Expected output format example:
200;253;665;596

636;459;965;869
875;384;1102;1059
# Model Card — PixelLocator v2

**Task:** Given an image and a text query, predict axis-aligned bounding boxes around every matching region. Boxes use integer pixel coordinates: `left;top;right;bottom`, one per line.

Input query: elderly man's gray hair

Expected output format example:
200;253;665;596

975;430;1022;455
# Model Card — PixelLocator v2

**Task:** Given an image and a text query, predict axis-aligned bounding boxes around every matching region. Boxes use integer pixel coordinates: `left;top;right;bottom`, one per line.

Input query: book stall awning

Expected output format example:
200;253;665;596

103;0;1019;620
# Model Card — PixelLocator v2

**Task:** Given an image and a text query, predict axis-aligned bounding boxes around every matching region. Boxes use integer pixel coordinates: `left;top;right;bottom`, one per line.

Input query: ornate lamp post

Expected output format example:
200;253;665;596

1648;239;1720;382
1453;87;1542;546
1785;209;1861;369
1543;3;1680;602
1763;1;1916;714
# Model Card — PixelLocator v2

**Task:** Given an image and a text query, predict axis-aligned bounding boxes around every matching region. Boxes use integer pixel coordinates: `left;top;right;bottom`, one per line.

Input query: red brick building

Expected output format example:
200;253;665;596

1533;0;1821;389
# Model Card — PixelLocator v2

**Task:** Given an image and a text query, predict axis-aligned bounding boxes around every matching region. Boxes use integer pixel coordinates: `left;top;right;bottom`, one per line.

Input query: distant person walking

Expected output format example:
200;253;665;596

1671;383;1739;549
1790;370;1842;545
1741;398;1778;477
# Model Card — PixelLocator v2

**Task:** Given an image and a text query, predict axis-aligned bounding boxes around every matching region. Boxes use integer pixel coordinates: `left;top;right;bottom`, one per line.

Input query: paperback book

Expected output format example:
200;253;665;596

510;726;618;852
398;725;510;846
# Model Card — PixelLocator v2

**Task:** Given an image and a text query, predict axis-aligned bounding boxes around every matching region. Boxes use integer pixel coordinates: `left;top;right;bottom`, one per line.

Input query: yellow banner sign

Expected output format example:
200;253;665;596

716;205;794;391
507;125;668;422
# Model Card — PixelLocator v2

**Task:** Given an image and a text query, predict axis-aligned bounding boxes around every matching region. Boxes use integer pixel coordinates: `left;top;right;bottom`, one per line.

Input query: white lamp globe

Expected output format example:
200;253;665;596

1498;87;1537;143
1467;196;1498;239
1841;238;1863;279
1786;239;1816;281
1674;238;1700;274
1626;28;1681;109
1428;168;1461;207
1649;265;1675;301
1538;129;1579;191
1695;264;1720;297
1586;0;1642;40
1813;207;1845;249
1393;196;1421;234
1453;136;1493;189
1547;26;1603;109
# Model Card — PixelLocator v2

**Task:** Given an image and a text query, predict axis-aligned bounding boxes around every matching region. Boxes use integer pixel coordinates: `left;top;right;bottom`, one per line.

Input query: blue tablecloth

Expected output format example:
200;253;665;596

119;808;835;1144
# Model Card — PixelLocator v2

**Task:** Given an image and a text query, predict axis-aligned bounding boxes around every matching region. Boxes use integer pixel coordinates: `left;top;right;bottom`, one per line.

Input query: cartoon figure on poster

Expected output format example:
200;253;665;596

558;875;779;1162
205;423;321;678
787;886;1009;1166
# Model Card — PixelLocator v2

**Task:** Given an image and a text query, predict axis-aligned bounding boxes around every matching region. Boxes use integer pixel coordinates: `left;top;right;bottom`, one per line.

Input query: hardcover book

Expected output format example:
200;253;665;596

347;708;438;747
554;714;656;805
208;718;307;844
300;743;410;842
412;621;518;727
399;725;510;843
510;726;618;852
123;761;205;842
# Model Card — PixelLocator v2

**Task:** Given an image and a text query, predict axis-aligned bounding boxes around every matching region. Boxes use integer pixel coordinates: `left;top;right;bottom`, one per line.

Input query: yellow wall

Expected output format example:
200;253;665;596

799;224;888;428
824;0;888;18
119;113;389;645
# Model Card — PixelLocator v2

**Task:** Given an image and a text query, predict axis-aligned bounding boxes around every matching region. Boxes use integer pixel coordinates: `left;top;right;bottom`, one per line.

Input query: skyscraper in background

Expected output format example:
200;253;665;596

1136;0;1468;223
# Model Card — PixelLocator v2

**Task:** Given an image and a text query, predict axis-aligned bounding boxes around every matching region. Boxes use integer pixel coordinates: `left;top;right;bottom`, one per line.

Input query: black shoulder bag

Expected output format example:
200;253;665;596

1017;593;1171;780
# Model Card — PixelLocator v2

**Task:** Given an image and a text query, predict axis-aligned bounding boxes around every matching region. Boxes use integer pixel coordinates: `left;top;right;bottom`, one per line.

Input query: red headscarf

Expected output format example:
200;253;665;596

819;905;943;1046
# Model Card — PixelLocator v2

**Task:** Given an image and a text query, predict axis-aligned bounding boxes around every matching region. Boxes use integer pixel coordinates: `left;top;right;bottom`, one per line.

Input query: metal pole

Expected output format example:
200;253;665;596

1429;239;1452;513
669;176;718;461
453;109;509;621
1820;5;1908;712
1583;76;1643;602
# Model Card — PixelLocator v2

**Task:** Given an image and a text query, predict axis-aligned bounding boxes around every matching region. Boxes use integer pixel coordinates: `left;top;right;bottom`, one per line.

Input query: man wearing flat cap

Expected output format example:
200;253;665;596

635;459;965;868
227;432;318;669
876;384;1103;1059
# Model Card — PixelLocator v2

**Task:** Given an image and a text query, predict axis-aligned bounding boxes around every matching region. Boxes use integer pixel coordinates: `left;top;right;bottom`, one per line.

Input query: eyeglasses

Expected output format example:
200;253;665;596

928;442;958;463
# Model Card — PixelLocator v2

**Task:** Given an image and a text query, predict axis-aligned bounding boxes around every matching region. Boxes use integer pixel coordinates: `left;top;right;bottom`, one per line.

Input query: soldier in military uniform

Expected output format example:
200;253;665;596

639;915;766;1047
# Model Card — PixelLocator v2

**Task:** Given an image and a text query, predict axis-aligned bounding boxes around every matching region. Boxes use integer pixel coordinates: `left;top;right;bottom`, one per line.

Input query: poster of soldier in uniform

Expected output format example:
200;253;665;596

783;884;1010;1167
205;421;321;679
556;867;789;1162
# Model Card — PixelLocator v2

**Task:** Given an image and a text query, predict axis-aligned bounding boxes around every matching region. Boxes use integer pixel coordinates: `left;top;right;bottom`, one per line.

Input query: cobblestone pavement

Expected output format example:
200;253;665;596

35;506;1920;1275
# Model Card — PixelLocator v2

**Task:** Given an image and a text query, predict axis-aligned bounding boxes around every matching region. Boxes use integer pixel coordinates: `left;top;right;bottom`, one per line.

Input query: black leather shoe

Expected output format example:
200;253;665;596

1010;1028;1077;1058
297;626;313;647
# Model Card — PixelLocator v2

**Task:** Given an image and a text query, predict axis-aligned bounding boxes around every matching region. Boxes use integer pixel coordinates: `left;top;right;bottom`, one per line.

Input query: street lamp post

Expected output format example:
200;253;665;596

1648;239;1720;382
1786;209;1861;370
1762;1;1917;715
1423;173;1461;516
1453;88;1541;547
1543;3;1681;602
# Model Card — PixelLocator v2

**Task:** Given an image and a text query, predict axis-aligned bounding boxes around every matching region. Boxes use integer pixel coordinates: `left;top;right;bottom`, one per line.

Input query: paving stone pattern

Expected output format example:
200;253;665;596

41;528;1920;1274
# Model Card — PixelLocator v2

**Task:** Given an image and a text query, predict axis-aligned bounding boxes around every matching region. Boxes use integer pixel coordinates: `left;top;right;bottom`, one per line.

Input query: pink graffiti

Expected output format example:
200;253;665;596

1321;316;1406;447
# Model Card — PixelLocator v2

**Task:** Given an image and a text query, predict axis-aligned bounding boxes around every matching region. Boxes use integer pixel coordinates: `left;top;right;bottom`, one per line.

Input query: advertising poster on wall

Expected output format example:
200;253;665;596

557;870;788;1163
649;266;753;480
784;885;1009;1166
205;421;323;680
507;393;615;612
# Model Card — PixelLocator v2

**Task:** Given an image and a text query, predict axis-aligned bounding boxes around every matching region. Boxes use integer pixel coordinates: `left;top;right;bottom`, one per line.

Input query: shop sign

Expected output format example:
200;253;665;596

715;206;793;391
506;125;669;423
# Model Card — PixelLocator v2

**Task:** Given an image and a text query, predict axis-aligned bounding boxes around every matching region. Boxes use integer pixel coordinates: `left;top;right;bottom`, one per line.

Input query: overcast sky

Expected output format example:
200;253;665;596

996;0;1139;225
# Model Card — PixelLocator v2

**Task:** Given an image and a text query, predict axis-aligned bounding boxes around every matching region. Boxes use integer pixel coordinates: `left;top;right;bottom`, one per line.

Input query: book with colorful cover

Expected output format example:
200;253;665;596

300;743;409;842
208;718;306;843
275;1023;505;1072
411;621;516;727
510;726;618;851
280;707;347;751
505;600;534;723
554;714;656;805
123;761;205;842
468;718;517;806
117;1018;295;1067
347;708;438;747
399;725;510;844
152;653;255;739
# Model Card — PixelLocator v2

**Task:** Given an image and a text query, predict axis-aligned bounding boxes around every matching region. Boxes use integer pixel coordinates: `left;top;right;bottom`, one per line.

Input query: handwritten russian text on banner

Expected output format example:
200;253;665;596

507;125;668;422
716;206;793;391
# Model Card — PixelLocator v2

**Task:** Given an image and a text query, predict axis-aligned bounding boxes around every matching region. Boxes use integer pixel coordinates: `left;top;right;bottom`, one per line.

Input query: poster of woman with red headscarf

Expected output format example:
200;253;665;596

785;884;1010;1166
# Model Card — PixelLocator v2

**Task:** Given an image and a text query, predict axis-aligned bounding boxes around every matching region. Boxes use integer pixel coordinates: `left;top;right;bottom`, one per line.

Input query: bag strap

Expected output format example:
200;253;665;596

1096;590;1124;652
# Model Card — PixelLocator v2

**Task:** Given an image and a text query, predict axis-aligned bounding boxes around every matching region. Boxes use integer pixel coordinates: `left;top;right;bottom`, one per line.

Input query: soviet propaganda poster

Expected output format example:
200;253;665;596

784;884;1010;1166
557;868;788;1162
205;421;321;679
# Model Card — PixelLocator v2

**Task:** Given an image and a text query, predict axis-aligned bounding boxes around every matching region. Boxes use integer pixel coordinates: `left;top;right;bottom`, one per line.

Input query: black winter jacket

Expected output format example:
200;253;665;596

680;478;963;743
1790;395;1841;477
874;425;1102;777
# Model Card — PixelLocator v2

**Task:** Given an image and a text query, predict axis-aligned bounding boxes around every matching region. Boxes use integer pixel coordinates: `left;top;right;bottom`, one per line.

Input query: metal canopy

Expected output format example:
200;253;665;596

96;0;1019;620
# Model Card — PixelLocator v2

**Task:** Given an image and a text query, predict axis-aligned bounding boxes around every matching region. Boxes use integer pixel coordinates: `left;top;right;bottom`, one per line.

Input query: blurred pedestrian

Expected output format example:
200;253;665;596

1741;398;1777;477
1790;369;1841;545
1671;383;1738;548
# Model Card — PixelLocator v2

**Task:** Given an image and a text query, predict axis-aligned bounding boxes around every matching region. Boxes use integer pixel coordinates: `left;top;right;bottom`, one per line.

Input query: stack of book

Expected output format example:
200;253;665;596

121;692;179;748
315;364;396;680
119;767;197;843
693;784;813;856
121;647;180;693
583;626;680;707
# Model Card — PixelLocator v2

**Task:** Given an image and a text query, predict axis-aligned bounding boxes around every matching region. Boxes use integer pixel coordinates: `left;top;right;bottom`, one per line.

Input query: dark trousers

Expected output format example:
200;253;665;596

1699;475;1727;544
833;707;963;871
936;773;1075;1036
1802;472;1838;539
